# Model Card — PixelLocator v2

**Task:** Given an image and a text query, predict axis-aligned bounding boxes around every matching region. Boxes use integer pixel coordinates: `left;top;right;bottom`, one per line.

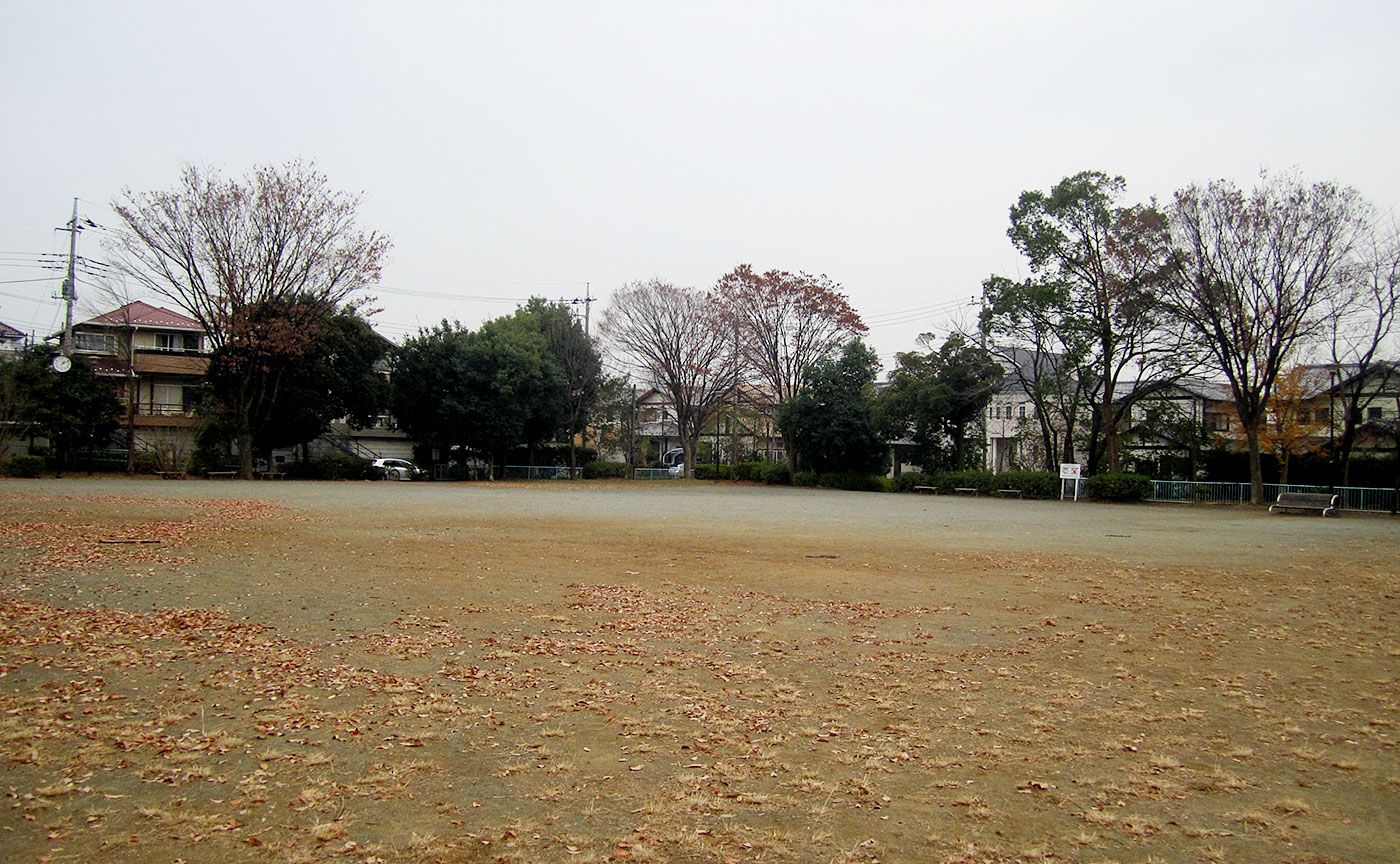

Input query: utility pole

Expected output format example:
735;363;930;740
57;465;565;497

58;198;80;355
583;282;591;336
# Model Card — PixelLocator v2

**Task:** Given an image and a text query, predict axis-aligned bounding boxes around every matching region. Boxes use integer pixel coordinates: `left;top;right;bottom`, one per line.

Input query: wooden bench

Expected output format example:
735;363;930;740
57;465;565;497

257;471;285;480
995;488;1023;499
954;487;979;496
206;471;237;479
1269;492;1339;517
913;485;939;494
155;471;186;480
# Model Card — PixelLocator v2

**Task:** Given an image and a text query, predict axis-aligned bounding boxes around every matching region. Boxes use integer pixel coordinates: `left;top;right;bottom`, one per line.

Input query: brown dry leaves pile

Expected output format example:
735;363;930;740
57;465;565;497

0;487;1397;864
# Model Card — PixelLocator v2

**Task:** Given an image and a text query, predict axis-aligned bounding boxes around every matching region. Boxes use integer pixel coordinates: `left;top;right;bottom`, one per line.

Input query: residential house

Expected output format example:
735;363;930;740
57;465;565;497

61;301;412;470
0;321;26;353
628;385;785;467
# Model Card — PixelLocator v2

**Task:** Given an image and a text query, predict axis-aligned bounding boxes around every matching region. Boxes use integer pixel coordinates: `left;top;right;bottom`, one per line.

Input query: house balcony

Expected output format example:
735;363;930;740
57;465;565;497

132;351;210;376
132;403;201;428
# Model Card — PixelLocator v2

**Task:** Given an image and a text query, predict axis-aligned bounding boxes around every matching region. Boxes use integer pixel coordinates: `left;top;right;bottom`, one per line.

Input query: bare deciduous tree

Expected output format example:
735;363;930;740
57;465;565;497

110;161;390;477
599;279;738;478
714;265;866;470
1326;221;1400;484
1163;172;1368;503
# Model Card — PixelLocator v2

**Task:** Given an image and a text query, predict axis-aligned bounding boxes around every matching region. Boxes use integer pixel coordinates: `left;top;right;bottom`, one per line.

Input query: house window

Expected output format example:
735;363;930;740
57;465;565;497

1369;406;1385;421
152;382;185;415
1018;404;1026;419
155;332;200;352
74;331;115;353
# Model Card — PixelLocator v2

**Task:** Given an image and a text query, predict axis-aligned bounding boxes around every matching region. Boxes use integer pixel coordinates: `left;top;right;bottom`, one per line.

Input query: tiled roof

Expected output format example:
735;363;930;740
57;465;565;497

82;301;202;331
0;321;24;340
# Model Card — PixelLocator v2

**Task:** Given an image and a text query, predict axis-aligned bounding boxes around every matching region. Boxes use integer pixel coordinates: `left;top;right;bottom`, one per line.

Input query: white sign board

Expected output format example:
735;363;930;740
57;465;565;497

1059;463;1082;501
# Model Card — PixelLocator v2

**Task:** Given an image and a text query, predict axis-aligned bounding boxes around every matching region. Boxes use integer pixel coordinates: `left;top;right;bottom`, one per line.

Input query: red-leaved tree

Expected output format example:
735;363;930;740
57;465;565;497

714;265;867;470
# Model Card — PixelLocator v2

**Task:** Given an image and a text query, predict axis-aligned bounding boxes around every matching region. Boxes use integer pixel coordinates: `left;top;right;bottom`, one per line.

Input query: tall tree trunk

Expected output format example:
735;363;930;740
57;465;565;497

1245;424;1264;505
1101;382;1120;473
125;380;137;475
238;432;254;479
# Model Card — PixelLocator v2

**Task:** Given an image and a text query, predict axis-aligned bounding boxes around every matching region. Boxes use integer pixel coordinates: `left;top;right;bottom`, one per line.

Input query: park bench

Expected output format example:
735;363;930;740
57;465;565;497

206;470;236;479
1269;491;1339;517
155;471;186;480
995;488;1023;499
257;470;285;480
913;485;939;494
954;487;979;496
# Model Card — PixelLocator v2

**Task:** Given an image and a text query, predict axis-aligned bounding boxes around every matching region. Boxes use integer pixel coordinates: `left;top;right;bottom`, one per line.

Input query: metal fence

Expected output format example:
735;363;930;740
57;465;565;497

501;465;580;480
1150;480;1396;513
633;468;677;480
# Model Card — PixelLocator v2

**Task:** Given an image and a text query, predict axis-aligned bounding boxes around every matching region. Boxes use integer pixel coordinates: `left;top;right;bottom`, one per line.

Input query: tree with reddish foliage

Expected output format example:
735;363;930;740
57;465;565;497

599;279;738;479
111;161;390;477
714;265;867;470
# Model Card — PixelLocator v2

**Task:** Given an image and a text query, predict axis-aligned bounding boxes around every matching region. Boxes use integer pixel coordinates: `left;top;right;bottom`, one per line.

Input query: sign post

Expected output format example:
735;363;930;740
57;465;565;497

1059;463;1082;501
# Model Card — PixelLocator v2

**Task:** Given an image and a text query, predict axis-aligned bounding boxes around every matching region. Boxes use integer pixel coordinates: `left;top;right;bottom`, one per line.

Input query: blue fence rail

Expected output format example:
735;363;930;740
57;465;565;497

1150;480;1396;513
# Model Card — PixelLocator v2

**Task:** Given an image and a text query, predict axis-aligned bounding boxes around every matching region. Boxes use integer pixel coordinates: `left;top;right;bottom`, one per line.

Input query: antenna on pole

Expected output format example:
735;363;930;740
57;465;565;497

583;282;592;336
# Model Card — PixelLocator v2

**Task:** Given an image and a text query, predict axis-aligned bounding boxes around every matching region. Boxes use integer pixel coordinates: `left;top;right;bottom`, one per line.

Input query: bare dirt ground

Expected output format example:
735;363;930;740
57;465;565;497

1;478;1397;864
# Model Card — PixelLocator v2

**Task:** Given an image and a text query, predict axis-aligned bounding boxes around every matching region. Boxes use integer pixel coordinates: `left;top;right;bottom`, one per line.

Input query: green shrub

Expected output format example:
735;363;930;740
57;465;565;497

760;463;792;485
992;470;1059;499
732;461;766;482
817;472;888;492
442;462;477;481
692;464;716;480
5;454;44;478
133;451;162;475
890;473;935;493
1085;472;1153;502
582;460;629;479
934;470;997;494
283;453;377;480
792;470;818;487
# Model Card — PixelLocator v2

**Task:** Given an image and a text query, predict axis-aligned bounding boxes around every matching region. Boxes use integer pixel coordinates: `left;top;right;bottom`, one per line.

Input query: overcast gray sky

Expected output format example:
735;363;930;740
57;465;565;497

3;1;1397;369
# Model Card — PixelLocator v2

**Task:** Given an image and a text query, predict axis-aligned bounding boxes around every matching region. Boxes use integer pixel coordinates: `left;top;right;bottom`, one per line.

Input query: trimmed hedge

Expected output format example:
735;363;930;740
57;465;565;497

760;463;792;485
811;472;888;492
582;460;630;479
890;473;935;493
5;454;44;478
282;453;379;480
988;470;1059;499
934;470;998;494
1085;472;1153;502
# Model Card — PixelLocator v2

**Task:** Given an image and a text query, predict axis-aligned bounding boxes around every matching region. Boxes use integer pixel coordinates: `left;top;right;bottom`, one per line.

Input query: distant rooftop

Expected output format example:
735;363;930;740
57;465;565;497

80;301;202;331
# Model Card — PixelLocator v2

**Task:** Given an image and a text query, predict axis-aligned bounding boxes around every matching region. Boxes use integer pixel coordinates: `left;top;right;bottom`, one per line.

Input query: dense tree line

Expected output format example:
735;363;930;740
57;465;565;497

391;300;600;476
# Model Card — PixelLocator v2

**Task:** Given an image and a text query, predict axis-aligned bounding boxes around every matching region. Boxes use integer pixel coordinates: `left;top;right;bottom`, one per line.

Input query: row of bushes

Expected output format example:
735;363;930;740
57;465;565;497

890;470;1152;501
693;462;793;485
581;461;1154;501
280;453;383;480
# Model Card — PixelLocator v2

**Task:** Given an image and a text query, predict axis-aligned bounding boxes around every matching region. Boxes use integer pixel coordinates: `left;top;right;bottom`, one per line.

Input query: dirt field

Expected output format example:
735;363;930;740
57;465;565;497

1;478;1398;864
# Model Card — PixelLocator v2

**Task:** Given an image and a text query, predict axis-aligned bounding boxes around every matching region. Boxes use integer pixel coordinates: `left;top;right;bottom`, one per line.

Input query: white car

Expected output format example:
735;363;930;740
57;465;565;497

372;458;425;481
